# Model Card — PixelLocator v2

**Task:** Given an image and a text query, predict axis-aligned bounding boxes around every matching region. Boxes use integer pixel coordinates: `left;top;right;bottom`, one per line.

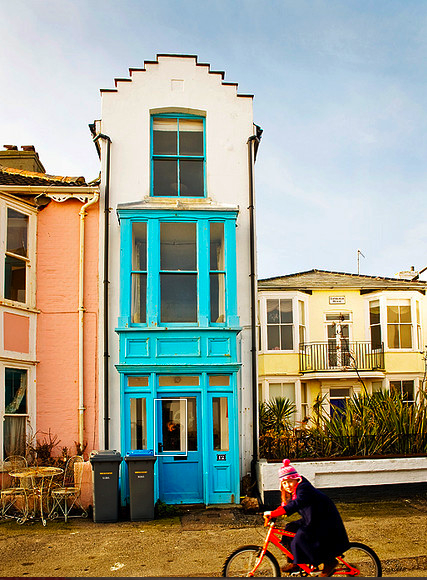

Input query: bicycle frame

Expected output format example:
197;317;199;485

249;522;362;577
250;522;313;576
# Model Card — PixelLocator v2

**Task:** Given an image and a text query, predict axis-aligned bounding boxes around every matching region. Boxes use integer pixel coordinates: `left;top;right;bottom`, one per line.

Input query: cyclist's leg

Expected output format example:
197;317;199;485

280;520;301;567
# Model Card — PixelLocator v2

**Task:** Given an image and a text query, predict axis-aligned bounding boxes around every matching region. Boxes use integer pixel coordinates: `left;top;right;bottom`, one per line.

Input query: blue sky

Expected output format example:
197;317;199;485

2;0;427;279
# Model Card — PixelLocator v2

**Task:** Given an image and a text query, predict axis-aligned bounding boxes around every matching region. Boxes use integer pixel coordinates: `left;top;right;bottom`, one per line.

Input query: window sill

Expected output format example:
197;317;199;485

116;325;242;332
262;350;297;354
0;299;40;314
385;349;420;353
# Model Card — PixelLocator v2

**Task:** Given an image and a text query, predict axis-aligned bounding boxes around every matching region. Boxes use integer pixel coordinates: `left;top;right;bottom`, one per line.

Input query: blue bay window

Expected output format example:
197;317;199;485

151;114;205;197
118;210;239;329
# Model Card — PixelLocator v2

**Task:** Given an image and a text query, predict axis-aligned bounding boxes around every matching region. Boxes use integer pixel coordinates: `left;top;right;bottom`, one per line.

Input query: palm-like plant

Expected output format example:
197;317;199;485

259;389;427;460
259;397;296;436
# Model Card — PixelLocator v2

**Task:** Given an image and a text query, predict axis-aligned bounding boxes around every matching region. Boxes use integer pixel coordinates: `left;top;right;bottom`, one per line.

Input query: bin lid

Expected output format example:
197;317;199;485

126;449;154;457
89;449;123;463
124;450;156;462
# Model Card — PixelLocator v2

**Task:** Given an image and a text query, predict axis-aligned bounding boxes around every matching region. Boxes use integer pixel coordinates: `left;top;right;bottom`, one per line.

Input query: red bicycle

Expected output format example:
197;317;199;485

222;519;382;577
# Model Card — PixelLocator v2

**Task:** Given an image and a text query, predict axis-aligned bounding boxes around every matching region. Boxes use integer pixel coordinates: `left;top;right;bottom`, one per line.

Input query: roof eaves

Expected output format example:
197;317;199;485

258;268;427;288
0;166;87;186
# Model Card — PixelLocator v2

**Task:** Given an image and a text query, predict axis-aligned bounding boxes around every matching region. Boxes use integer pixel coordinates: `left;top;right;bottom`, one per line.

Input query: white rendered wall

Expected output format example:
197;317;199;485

97;55;257;476
257;457;427;502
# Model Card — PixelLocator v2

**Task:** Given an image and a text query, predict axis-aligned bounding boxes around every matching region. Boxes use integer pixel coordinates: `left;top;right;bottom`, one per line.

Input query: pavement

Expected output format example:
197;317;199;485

0;487;426;578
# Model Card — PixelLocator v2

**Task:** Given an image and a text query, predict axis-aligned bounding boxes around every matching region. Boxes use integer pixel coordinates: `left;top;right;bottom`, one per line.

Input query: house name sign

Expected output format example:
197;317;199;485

329;296;346;304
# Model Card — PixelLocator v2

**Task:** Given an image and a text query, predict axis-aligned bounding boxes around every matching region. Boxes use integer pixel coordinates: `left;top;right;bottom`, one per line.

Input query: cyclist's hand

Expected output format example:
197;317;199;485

263;511;272;526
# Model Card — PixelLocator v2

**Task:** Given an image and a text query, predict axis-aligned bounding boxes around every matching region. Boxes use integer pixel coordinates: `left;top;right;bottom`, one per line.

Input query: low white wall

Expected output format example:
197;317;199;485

256;457;427;502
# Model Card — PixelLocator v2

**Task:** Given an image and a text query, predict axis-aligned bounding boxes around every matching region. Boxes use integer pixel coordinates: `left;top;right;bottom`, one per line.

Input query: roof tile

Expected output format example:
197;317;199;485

0;166;88;186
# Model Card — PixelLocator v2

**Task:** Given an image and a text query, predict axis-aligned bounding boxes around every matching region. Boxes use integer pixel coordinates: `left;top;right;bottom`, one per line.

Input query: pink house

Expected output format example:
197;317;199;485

0;145;100;463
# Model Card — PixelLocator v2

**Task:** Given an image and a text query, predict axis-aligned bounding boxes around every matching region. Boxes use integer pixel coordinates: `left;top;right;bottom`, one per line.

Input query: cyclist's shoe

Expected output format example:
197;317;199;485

281;563;300;573
319;558;338;577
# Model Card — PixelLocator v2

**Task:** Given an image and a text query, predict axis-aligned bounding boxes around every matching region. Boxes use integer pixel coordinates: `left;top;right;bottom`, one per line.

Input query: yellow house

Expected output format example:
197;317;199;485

258;269;427;423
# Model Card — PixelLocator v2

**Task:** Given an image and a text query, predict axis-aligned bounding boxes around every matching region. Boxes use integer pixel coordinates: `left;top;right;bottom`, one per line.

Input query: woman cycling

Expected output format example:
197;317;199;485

263;459;350;577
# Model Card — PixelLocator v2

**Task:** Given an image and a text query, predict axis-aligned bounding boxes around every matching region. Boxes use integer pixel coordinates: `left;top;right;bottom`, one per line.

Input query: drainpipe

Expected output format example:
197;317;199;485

247;125;263;487
78;192;100;449
93;133;112;449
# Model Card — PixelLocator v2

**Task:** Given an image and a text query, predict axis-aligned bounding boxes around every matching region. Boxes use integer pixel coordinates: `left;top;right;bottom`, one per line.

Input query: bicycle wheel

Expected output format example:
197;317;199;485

335;542;382;577
222;545;281;577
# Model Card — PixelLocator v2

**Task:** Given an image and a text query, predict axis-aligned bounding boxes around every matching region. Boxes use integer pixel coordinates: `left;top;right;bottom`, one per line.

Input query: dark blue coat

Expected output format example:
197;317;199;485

282;477;350;565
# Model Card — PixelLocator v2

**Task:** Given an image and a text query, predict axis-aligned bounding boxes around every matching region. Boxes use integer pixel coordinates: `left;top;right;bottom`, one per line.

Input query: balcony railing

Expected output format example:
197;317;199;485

299;341;384;372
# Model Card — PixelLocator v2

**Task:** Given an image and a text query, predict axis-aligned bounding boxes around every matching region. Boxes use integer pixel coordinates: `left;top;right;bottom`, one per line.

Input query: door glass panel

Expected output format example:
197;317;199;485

158;376;199;386
213;397;229;451
187;398;197;451
128;377;149;387
160;399;187;453
209;375;230;386
130;398;147;449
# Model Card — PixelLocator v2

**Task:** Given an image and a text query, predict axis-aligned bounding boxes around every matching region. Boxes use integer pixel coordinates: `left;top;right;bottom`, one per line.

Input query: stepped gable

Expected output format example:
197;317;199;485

258;269;427;291
100;53;254;98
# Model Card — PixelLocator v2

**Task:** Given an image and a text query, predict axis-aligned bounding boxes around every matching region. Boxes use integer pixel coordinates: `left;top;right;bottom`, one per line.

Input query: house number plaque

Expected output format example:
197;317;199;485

217;454;226;461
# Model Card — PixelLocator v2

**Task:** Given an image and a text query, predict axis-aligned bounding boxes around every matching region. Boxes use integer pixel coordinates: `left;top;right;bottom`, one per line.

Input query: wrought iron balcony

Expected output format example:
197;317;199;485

299;341;384;373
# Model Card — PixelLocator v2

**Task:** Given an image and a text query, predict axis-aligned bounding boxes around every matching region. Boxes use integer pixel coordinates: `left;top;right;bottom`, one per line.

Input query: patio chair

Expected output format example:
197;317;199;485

1;455;29;521
48;455;87;522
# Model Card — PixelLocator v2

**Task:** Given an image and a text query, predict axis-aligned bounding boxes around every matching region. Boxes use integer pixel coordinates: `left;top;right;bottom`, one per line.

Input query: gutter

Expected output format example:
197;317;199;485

78;192;100;450
93;132;112;449
247;124;263;486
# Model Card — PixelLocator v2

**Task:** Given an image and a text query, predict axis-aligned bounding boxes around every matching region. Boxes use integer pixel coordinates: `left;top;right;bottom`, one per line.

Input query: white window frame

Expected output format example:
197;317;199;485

386;376;419;404
258;292;308;353
259;377;306;424
365;292;422;353
0;196;37;310
1;361;36;461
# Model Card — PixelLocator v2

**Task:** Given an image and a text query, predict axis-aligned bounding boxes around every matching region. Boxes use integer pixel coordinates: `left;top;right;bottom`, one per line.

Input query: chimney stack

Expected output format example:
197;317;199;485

0;145;46;173
395;266;419;280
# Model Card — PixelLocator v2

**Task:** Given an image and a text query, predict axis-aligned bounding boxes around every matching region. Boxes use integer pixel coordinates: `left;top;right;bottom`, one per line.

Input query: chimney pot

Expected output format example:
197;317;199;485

3;145;18;150
21;145;36;152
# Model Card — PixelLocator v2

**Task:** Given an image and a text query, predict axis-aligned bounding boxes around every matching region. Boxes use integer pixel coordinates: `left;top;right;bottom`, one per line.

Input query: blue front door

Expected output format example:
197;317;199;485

155;393;203;504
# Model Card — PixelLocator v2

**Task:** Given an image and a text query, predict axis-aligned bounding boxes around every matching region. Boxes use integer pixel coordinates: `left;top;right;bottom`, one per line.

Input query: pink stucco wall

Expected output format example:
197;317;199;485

36;198;99;460
4;312;30;353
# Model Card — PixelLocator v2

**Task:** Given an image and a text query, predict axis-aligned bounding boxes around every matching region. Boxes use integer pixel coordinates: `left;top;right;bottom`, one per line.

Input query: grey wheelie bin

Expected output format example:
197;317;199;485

89;450;122;523
124;450;157;520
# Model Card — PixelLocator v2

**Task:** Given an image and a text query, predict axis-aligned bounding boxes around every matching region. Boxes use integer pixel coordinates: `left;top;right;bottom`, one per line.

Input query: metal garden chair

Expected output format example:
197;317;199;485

1;455;29;521
48;455;87;522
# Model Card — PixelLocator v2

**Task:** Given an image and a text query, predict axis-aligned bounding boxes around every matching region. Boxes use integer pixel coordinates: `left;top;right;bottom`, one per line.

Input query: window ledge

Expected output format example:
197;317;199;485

115;325;242;332
117;197;239;212
0;299;40;314
385;349;420;353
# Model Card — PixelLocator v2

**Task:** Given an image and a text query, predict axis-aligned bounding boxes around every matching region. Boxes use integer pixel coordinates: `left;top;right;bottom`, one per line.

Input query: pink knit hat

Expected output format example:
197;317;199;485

278;459;300;480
